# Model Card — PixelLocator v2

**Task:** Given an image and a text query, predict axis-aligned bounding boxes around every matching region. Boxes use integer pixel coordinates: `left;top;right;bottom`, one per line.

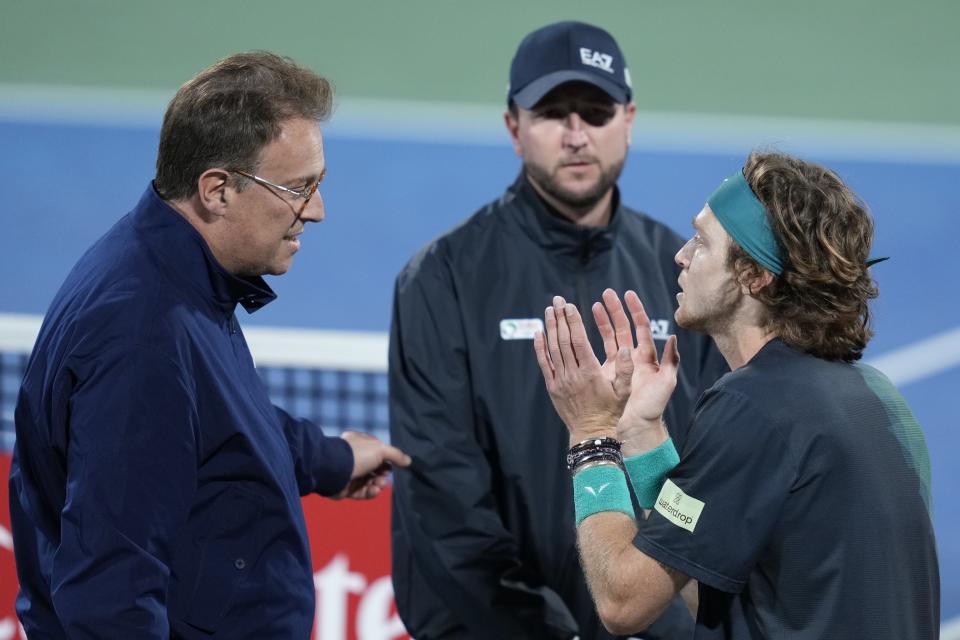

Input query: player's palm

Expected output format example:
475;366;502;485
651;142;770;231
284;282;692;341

620;333;678;428
598;349;619;386
593;289;679;431
534;297;632;440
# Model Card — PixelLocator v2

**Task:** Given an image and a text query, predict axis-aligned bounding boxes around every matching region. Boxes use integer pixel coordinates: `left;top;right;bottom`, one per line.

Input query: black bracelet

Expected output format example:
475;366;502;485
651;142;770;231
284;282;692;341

569;436;622;455
569;452;623;475
571;446;621;463
571;450;622;470
566;437;624;472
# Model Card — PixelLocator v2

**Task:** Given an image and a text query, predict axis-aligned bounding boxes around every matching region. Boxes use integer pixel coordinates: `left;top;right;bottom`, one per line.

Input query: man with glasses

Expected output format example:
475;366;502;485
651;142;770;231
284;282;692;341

389;21;726;639
9;51;409;638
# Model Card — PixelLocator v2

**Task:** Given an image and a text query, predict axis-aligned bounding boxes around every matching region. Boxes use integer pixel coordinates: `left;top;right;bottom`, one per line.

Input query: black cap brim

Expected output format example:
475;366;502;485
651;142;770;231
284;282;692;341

511;70;630;108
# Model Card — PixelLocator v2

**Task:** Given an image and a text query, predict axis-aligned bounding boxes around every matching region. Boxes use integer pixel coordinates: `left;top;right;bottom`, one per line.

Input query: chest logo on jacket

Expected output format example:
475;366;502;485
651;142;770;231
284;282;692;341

650;319;671;341
499;318;545;340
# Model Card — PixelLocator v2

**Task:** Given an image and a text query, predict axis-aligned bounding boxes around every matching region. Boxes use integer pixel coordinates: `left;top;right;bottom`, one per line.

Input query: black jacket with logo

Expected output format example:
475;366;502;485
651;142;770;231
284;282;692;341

389;174;727;639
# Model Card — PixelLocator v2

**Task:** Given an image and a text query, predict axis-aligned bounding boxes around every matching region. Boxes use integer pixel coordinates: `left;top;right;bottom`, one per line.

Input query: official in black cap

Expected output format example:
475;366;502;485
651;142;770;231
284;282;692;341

389;21;727;640
509;20;633;109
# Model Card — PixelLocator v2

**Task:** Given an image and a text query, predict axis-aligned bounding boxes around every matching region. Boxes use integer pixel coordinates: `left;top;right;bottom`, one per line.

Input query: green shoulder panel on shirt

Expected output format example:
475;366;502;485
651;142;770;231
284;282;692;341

855;363;933;514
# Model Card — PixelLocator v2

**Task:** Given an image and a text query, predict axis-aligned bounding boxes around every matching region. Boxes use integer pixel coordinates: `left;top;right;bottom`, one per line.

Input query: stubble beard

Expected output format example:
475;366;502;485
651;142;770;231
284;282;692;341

525;155;626;213
675;281;742;337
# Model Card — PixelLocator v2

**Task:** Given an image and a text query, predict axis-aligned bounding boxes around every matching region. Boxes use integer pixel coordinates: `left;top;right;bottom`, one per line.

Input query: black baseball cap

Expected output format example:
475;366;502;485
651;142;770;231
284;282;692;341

508;21;632;108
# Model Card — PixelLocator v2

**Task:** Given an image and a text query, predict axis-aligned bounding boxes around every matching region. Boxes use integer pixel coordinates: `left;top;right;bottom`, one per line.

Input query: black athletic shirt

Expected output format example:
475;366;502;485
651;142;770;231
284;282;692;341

634;338;939;639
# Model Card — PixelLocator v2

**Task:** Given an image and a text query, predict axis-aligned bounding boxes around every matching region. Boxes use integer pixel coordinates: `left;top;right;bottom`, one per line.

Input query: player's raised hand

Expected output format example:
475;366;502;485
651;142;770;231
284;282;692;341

534;295;632;443
596;289;678;450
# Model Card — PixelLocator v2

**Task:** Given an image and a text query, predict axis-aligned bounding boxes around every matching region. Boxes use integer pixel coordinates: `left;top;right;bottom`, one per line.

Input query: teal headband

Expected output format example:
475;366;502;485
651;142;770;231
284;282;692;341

707;169;785;275
707;169;889;275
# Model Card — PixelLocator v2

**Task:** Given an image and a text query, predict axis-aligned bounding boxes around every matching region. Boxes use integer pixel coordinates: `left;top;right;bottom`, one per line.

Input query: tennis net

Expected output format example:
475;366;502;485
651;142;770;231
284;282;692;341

0;313;390;451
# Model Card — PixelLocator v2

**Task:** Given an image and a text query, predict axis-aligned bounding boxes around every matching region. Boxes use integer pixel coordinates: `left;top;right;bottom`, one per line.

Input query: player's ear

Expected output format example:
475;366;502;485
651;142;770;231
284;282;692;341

742;268;773;295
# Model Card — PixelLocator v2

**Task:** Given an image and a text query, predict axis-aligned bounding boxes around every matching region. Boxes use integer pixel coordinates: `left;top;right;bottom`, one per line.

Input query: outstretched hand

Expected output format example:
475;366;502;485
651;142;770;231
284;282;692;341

534;295;633;444
533;290;680;451
336;431;411;500
594;289;679;452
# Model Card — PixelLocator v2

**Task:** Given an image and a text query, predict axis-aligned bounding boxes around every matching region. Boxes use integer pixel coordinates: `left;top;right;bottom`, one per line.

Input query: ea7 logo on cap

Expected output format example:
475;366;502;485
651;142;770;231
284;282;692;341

579;48;614;74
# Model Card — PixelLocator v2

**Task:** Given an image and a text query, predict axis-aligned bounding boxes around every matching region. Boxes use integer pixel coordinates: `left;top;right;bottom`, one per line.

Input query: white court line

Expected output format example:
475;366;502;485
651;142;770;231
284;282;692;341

942;615;960;640
865;326;960;387
2;83;960;163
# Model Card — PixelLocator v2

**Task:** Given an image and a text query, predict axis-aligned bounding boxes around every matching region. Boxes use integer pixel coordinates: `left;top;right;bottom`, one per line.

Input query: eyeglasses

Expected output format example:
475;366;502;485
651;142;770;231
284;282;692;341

229;168;323;218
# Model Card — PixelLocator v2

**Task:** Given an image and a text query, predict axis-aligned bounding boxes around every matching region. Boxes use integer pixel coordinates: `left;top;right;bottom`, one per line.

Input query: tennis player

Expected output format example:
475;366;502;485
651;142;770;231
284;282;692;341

535;151;939;638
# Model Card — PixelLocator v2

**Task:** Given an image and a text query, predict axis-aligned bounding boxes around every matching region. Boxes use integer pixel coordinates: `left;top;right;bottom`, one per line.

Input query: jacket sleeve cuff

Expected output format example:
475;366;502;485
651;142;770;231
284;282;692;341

314;434;354;496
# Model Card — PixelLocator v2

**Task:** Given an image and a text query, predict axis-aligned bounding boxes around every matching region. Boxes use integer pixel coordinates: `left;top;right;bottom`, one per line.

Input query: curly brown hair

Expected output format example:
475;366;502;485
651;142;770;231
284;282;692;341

728;152;879;361
155;51;333;201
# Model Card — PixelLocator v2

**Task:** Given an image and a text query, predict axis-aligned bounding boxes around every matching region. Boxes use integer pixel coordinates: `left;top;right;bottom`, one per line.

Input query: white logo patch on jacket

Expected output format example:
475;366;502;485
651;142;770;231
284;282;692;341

500;318;545;340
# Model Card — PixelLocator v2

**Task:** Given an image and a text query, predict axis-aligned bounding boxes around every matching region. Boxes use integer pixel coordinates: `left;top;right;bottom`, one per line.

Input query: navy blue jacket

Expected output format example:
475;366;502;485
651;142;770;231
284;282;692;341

9;185;354;639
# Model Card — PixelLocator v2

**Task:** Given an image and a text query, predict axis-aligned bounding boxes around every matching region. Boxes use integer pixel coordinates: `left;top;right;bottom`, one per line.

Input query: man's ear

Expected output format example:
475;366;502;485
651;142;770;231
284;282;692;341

504;109;523;157
196;168;232;217
742;268;774;295
623;101;636;147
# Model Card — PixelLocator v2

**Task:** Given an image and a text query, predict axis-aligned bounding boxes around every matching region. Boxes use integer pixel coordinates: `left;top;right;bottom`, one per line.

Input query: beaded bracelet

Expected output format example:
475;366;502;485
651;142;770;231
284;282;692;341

566;437;623;473
568;448;623;473
569;436;622;455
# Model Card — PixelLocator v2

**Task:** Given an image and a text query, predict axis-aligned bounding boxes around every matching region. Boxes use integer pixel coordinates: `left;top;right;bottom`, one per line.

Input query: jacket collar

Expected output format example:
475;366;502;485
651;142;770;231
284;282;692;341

132;183;277;314
508;172;622;263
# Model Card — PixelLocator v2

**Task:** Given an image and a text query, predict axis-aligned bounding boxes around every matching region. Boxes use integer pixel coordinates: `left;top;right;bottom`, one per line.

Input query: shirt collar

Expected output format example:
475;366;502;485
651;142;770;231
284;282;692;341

132;183;277;314
509;172;622;263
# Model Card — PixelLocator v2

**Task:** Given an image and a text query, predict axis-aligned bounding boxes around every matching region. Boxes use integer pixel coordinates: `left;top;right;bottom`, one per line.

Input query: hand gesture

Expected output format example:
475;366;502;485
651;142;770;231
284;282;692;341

336;431;412;500
593;289;679;452
534;295;634;444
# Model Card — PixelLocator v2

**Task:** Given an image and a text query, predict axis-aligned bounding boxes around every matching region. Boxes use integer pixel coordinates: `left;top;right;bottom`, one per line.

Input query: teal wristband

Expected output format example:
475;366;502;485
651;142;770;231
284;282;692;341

572;464;634;526
624;438;680;509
